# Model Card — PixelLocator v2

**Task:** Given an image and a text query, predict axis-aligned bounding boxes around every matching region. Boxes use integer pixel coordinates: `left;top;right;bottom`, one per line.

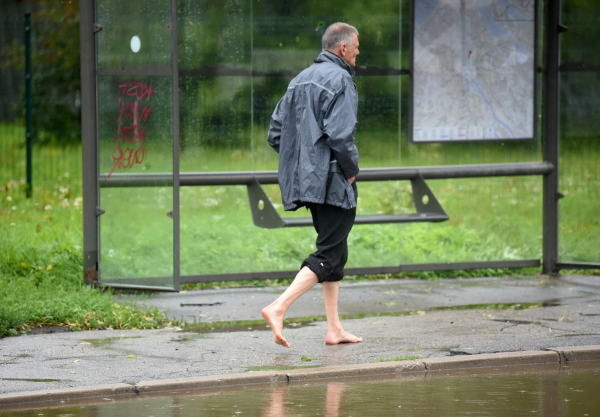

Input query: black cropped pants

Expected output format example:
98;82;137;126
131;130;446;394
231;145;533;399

301;202;356;283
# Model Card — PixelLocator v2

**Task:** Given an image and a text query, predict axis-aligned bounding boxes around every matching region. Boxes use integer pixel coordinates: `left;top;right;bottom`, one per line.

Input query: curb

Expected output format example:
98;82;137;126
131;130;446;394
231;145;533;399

1;345;599;406
0;384;136;407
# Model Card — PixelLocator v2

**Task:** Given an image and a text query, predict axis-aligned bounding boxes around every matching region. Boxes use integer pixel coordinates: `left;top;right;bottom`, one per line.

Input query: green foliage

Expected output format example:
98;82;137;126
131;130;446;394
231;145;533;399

0;0;81;144
0;176;172;337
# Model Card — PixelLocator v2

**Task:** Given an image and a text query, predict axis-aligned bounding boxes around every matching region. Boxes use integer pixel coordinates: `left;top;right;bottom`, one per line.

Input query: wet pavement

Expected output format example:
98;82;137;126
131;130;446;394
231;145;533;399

1;275;599;395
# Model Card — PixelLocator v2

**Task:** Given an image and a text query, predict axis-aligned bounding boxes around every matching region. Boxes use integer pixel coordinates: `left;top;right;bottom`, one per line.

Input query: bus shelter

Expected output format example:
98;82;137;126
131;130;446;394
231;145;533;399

79;0;599;291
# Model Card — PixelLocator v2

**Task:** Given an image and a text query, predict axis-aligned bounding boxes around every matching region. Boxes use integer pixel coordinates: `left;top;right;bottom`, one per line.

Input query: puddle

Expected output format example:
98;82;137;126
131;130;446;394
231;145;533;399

1;378;62;382
183;318;316;334
2;363;599;416
184;312;415;334
433;302;546;311
244;365;324;372
184;303;551;334
80;336;145;347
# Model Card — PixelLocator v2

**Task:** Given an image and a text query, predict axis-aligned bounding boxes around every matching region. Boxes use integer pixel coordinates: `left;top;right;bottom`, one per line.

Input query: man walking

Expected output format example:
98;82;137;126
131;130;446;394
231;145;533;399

261;23;362;348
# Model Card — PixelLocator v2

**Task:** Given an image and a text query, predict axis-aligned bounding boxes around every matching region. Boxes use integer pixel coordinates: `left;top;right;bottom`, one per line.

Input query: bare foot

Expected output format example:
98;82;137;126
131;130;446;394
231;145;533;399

325;329;363;345
261;304;290;348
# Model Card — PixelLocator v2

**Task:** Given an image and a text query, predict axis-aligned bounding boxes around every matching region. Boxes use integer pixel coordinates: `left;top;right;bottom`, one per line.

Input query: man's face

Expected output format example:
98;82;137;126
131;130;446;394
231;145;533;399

341;34;360;67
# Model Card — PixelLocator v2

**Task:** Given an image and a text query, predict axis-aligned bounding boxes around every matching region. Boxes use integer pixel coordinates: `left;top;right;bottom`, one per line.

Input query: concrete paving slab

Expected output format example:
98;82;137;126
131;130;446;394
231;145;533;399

1;275;599;398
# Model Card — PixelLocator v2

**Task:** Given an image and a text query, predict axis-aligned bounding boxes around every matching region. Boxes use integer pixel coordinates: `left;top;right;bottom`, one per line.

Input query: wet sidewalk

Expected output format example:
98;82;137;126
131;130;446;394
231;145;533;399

1;275;599;395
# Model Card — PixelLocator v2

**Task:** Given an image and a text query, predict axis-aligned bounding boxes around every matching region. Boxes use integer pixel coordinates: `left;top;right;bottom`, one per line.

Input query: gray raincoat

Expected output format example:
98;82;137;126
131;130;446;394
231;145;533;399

267;51;359;211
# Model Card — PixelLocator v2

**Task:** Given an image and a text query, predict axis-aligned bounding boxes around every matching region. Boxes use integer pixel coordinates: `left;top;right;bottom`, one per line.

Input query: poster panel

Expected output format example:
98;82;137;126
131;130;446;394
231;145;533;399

411;0;537;143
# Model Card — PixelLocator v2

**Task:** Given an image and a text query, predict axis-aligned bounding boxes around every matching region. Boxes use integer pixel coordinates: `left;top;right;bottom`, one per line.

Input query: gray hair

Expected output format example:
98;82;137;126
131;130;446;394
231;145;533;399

322;22;359;51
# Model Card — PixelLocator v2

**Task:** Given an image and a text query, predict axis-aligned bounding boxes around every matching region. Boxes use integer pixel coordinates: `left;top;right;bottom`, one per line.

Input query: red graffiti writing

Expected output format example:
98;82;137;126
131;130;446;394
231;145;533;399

108;145;148;177
118;101;152;127
116;80;154;101
108;79;154;178
115;124;146;145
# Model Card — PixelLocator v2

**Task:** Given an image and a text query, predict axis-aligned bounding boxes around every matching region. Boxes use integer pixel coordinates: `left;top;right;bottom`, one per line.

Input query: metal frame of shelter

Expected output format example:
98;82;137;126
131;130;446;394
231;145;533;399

80;0;599;291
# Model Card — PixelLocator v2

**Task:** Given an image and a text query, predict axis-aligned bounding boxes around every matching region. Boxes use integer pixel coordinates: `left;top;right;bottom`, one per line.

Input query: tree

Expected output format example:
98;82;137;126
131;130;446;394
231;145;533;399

1;0;81;144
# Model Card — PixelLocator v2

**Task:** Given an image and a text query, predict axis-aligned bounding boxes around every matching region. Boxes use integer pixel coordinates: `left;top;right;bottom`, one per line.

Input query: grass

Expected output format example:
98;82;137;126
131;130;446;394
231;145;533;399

0;179;177;337
1;123;598;336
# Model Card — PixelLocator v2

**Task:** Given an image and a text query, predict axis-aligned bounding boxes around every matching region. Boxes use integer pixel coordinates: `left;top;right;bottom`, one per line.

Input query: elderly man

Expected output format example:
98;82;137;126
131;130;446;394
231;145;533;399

261;22;362;348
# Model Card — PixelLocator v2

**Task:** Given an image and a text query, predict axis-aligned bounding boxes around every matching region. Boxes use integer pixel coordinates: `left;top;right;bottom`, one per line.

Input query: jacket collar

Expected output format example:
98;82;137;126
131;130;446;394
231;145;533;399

314;51;355;77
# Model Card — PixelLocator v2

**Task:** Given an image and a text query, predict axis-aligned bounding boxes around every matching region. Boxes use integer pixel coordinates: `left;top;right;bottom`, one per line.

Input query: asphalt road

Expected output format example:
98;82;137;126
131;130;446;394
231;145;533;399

1;275;599;395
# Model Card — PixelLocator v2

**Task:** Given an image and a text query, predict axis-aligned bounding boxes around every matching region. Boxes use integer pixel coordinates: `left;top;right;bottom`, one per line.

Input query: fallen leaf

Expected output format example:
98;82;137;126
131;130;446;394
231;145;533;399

79;342;91;345
416;311;426;315
46;264;53;271
385;302;396;307
301;356;312;362
73;359;81;363
126;355;136;359
558;317;571;322
70;371;76;374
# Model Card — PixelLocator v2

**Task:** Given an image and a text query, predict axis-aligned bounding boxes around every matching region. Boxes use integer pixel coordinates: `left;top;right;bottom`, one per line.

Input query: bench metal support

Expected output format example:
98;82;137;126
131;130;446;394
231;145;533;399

246;173;448;229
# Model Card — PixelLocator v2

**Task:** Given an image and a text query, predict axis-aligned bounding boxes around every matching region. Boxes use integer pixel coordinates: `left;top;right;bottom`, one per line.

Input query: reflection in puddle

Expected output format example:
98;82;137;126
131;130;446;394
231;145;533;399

2;363;599;416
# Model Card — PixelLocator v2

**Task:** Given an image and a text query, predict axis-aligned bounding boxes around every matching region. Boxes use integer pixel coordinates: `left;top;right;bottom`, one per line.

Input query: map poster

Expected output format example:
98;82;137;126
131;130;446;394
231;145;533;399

411;0;537;143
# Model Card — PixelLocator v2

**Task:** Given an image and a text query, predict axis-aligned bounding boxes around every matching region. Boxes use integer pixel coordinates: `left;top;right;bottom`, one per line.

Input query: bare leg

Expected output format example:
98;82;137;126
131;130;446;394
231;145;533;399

323;281;362;345
262;266;318;348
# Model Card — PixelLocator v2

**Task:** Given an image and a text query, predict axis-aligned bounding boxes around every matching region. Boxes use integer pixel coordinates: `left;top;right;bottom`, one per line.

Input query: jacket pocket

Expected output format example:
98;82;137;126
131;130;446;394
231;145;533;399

344;180;356;209
325;170;355;209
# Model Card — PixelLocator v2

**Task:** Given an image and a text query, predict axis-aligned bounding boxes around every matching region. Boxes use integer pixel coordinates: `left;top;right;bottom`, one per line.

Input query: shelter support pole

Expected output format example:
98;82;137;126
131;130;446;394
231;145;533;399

24;13;32;198
172;0;181;290
542;0;562;275
80;0;99;285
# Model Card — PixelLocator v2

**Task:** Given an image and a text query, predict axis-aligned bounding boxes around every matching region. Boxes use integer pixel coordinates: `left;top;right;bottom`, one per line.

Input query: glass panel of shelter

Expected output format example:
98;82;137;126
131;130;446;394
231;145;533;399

92;0;550;284
558;0;600;264
176;0;547;280
96;0;175;288
177;0;405;278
